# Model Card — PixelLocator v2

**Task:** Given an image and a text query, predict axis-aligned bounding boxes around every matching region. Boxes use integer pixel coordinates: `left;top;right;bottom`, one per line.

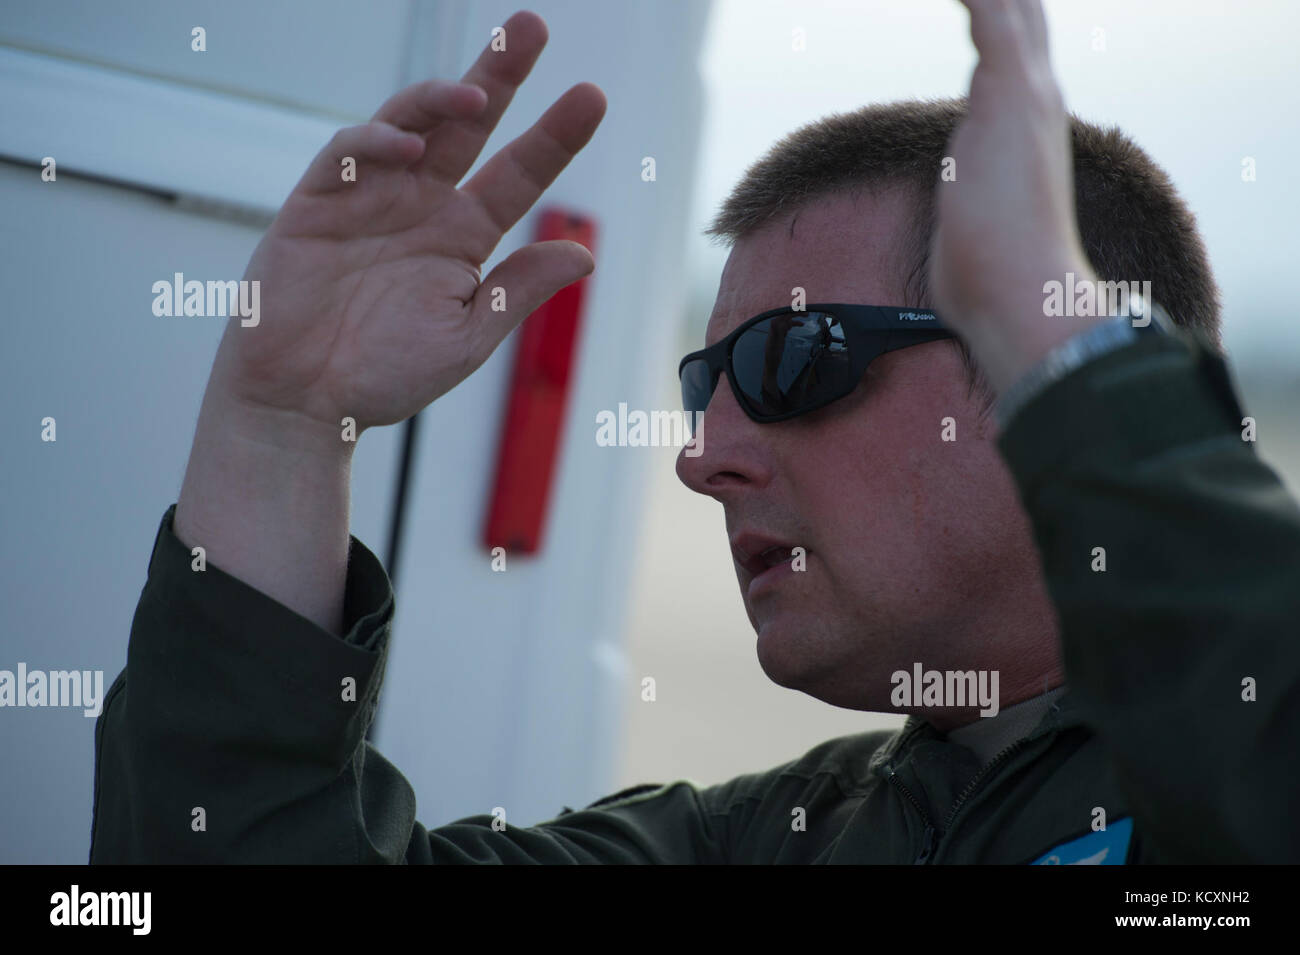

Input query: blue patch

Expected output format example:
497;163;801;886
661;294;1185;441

1032;817;1133;865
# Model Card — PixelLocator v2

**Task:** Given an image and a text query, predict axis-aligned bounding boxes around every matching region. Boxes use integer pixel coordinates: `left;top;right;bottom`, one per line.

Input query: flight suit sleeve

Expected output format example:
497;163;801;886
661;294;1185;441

90;505;726;864
998;326;1300;863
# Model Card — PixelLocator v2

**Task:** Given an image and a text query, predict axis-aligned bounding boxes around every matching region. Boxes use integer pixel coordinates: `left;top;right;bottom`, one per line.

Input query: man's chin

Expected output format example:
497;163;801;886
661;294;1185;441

753;613;820;691
753;612;882;709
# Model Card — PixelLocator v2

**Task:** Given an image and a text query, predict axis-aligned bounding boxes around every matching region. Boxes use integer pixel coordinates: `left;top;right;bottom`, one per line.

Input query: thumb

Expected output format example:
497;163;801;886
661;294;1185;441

469;239;594;342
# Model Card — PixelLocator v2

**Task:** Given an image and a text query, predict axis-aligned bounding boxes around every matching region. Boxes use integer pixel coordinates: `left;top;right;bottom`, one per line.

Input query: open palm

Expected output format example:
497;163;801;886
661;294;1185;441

215;11;605;433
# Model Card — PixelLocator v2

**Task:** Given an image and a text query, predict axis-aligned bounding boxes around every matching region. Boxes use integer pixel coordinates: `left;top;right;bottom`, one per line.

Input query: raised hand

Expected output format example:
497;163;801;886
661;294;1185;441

929;0;1099;392
174;11;604;634
214;10;607;434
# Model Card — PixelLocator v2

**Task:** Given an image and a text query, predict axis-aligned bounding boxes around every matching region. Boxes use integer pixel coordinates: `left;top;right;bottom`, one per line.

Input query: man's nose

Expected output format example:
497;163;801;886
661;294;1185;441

675;376;772;499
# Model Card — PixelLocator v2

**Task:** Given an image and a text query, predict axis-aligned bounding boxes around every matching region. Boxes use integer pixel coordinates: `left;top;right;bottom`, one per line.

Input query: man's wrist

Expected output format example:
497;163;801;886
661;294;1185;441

174;385;355;635
945;259;1107;394
949;258;1173;409
966;312;1113;395
993;301;1175;429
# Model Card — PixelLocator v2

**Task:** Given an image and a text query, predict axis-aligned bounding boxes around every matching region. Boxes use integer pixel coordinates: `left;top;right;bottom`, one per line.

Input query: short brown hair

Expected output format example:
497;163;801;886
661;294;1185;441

705;97;1222;409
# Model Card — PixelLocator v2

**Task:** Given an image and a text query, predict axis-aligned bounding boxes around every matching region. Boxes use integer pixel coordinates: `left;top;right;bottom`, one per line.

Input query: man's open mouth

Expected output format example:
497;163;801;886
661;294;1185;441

731;533;803;580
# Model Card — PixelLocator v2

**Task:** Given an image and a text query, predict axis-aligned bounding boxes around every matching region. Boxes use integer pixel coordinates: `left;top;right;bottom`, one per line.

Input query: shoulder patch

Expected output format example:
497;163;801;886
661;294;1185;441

1031;816;1134;865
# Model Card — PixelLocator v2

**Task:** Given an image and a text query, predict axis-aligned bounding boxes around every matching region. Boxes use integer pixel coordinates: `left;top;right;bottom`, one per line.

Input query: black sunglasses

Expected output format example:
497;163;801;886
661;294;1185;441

678;304;954;432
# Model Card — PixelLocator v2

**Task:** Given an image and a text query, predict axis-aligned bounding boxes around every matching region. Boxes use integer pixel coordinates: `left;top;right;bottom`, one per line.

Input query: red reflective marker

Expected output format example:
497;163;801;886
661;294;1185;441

482;208;597;555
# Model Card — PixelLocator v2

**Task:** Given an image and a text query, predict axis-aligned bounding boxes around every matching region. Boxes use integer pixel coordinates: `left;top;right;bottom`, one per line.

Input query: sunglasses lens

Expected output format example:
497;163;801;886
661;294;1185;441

731;311;853;417
679;358;716;433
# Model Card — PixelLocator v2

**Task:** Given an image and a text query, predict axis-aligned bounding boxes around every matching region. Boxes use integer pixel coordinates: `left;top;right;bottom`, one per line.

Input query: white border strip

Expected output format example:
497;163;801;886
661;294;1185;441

0;45;338;215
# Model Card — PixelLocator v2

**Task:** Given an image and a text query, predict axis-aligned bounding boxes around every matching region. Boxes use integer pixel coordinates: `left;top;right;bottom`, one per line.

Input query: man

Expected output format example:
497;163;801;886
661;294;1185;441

91;1;1298;863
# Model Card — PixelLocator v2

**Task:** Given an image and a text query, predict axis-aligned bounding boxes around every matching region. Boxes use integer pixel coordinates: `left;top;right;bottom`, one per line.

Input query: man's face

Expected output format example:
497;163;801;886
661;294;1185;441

676;187;1061;723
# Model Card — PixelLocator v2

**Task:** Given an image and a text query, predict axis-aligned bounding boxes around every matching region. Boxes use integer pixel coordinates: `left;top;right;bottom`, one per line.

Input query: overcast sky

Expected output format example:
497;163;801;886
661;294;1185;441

686;0;1300;367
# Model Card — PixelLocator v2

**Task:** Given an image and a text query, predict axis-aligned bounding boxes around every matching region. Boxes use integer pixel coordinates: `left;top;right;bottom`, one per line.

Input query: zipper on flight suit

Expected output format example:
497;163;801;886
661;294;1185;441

887;736;1030;864
941;738;1029;836
886;769;938;864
